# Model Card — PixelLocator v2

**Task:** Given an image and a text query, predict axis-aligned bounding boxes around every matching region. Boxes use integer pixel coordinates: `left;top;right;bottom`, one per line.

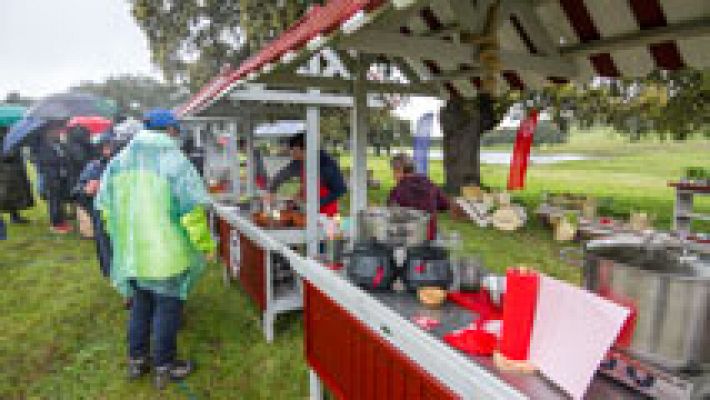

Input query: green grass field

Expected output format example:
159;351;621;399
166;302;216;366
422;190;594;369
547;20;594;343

0;127;707;398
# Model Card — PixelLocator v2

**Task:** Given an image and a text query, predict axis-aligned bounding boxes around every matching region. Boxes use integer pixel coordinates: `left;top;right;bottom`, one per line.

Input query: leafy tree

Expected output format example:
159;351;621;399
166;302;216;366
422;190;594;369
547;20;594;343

566;69;709;140
129;0;317;90
69;75;187;117
3;92;34;107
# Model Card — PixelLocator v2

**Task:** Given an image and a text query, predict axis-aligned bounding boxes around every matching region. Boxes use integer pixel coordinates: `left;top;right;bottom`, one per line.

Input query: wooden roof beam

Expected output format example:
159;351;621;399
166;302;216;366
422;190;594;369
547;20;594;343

390;56;423;83
505;0;559;56
340;30;475;64
428;68;483;82
257;73;439;96
560;18;710;57
446;0;492;34
499;51;577;77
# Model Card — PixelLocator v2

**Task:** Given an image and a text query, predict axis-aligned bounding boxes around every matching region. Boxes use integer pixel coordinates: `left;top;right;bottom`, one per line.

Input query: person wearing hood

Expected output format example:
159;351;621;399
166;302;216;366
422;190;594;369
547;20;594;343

387;153;449;239
95;109;215;389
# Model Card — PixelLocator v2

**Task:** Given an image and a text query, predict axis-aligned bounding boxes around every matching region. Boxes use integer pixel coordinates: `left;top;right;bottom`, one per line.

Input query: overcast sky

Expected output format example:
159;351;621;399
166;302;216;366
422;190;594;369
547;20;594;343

0;0;159;100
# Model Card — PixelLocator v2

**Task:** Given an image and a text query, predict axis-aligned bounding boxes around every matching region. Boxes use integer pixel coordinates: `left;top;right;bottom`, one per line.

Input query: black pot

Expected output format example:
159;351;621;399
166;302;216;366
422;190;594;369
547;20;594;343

346;240;396;291
403;243;452;291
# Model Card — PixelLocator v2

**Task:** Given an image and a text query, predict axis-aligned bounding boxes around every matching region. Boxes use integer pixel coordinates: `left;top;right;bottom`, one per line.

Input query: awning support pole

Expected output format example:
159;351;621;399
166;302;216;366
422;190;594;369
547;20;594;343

350;54;369;241
229;119;240;200
245;115;255;197
306;91;321;258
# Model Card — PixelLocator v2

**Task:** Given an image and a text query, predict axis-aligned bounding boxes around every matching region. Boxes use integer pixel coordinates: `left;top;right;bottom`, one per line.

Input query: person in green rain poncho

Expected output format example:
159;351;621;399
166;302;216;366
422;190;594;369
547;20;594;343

95;109;215;389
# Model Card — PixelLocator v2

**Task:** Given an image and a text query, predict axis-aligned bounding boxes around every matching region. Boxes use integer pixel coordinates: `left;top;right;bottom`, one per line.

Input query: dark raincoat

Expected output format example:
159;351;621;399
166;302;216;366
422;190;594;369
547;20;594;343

37;133;71;200
0;127;34;212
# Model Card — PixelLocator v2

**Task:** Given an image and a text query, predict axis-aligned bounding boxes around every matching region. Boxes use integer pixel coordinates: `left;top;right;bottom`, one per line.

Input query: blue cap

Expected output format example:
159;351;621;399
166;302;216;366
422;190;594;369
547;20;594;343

143;108;179;129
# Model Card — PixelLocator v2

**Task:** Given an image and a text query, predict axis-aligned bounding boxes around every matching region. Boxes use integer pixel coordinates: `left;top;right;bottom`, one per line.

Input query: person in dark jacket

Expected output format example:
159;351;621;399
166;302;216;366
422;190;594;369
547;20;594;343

38;122;72;233
66;125;94;189
73;133;116;277
0;126;34;224
387;153;449;239
266;133;346;216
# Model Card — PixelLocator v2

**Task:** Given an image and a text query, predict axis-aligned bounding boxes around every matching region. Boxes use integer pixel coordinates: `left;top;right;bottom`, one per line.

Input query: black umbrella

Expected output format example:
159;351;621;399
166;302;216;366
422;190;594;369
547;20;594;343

2;92;116;154
27;92;116;120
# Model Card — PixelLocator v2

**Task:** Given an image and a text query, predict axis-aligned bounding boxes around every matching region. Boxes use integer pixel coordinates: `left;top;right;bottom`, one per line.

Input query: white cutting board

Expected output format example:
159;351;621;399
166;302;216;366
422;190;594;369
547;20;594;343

528;275;630;400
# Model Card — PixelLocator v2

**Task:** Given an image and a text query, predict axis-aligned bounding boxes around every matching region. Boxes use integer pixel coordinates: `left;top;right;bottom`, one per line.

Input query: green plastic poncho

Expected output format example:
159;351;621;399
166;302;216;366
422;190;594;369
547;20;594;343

95;130;215;300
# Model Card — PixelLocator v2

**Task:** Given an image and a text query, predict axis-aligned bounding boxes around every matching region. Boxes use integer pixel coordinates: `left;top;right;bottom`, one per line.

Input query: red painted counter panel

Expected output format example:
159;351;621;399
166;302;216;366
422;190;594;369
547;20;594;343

217;217;232;266
304;282;458;400
217;216;266;311
238;233;266;311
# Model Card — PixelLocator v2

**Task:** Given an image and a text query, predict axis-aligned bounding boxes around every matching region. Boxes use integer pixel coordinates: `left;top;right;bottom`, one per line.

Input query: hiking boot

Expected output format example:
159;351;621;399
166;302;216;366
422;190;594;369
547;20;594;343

154;360;195;390
127;357;151;380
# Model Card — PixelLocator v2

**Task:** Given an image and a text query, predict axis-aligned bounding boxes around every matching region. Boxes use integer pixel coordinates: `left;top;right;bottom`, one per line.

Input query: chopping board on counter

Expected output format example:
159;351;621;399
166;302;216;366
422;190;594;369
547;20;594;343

528;276;630;400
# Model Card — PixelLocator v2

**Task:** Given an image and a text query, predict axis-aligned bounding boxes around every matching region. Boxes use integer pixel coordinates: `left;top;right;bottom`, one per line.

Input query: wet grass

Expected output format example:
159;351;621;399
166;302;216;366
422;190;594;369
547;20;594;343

0;204;308;399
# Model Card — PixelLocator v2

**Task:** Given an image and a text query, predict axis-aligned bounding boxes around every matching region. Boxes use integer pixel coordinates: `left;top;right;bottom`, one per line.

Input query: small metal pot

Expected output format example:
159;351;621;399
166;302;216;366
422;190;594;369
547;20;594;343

458;256;487;292
359;207;429;247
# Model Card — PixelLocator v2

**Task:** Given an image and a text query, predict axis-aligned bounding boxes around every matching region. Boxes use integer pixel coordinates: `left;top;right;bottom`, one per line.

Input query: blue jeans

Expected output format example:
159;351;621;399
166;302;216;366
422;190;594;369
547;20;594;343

0;216;6;240
128;282;183;367
90;209;111;278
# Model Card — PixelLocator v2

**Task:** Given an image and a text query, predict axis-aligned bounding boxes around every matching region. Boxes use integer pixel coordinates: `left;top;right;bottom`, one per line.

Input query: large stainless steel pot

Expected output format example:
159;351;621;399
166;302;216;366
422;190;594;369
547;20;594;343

584;235;710;372
358;207;429;247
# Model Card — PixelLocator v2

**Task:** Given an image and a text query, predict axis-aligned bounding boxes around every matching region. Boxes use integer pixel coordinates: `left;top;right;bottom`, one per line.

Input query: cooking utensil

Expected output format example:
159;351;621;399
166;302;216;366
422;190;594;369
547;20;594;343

359;207;429;247
346;240;396;291
402;244;452;291
458;256;487;291
584;237;710;371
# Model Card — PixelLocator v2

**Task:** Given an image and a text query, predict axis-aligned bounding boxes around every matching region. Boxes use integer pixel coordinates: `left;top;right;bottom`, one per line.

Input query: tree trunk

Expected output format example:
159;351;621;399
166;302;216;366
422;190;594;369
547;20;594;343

439;94;495;194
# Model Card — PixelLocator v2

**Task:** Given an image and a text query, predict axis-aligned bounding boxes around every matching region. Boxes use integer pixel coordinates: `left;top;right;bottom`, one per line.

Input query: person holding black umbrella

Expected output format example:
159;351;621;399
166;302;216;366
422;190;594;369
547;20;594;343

37;121;72;234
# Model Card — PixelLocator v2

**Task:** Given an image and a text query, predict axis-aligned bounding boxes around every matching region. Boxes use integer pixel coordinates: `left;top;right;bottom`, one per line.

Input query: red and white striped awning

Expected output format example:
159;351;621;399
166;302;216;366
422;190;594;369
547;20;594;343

178;0;710;116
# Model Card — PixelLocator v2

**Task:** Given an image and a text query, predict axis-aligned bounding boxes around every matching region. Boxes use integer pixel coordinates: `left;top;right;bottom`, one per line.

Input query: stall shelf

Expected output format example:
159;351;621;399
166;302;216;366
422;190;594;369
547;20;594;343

669;182;710;239
215;206;307;342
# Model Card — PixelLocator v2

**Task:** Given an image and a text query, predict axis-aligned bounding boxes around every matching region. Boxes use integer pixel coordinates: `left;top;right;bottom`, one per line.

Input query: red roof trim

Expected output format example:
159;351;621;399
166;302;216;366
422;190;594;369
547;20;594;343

589;53;620;77
627;0;685;70
649;41;685;70
502;71;525;90
628;0;667;30
559;0;600;43
178;0;386;116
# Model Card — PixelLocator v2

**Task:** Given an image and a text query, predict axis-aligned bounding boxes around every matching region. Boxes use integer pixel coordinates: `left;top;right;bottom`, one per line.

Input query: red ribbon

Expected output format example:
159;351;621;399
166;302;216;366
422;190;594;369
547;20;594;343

507;108;539;191
372;265;384;287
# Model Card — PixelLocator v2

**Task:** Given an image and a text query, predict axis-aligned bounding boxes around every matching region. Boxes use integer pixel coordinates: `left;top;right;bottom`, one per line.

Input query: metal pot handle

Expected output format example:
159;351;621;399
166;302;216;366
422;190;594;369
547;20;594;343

559;247;584;268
